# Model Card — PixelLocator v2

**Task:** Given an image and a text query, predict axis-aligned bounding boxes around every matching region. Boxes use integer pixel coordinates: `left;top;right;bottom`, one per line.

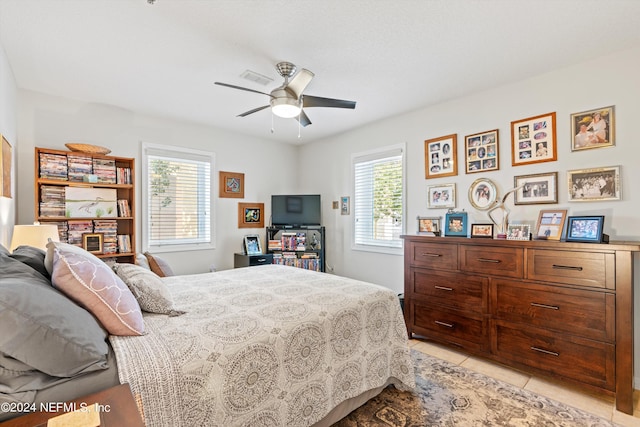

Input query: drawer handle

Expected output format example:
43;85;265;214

434;286;453;291
421;252;442;257
257;258;267;262
434;320;454;328
530;346;559;357
477;258;501;263
530;302;559;310
552;264;583;271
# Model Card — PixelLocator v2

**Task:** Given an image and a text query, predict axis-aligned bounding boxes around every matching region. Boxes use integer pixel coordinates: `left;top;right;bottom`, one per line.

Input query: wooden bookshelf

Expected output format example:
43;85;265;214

34;147;135;263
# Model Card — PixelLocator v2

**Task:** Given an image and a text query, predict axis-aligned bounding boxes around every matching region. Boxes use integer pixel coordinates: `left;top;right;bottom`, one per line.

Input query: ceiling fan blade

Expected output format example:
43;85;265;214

296;110;312;127
214;82;273;98
238;105;270;117
285;69;314;99
303;95;356;109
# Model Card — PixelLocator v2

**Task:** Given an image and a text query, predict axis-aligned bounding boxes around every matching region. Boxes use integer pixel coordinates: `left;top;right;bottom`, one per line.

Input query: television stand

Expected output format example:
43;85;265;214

266;226;325;272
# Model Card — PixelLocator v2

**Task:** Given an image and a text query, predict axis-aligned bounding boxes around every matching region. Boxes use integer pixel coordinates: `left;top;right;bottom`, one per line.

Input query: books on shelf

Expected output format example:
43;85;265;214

92;158;116;184
94;219;118;254
67;220;93;247
117;199;131;217
67;154;93;182
39;153;68;180
39;185;66;217
117;234;132;253
268;239;282;250
116;167;132;184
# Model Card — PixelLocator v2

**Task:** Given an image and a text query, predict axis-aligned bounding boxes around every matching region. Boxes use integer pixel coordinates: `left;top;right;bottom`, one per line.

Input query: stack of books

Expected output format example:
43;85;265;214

117;234;132;253
67;220;93;246
39;185;66;217
116;166;132;184
39;153;68;180
92;158;117;184
94;219;118;254
117;199;131;217
67;154;93;182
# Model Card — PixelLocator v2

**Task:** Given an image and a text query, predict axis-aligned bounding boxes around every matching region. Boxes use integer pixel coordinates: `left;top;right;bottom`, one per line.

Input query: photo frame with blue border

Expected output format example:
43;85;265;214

444;211;468;237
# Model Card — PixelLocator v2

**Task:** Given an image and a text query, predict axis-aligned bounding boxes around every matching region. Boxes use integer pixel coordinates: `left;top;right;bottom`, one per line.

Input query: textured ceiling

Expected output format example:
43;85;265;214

1;0;639;144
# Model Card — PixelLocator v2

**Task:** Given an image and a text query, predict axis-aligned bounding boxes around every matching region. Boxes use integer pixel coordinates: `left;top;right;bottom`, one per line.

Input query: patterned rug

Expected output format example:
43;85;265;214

334;350;619;426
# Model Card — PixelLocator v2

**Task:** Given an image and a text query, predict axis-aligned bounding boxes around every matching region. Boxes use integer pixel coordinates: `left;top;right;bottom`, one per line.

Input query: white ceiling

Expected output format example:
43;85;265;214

1;0;639;145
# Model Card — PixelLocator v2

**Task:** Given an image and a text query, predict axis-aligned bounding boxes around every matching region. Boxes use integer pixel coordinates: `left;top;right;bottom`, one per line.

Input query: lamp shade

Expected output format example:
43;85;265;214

10;224;60;252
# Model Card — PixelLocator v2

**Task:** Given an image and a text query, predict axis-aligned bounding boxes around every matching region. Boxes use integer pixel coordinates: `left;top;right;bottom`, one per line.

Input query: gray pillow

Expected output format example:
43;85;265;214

112;263;185;316
0;256;109;379
9;245;49;278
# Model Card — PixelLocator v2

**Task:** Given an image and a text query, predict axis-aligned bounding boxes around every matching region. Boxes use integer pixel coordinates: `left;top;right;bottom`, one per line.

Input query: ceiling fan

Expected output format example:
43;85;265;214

214;62;356;127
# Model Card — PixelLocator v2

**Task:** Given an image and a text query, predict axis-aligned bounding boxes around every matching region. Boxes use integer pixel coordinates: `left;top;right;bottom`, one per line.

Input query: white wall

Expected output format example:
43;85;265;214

299;46;640;384
0;42;17;248
15;90;299;273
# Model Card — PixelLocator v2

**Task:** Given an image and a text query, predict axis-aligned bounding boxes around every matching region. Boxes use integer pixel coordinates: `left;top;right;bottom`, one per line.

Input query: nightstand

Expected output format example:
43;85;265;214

234;253;273;268
0;383;144;427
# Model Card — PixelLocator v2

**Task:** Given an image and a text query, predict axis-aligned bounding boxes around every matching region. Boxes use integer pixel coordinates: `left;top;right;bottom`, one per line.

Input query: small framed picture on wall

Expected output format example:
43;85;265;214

425;134;457;179
465;129;498;173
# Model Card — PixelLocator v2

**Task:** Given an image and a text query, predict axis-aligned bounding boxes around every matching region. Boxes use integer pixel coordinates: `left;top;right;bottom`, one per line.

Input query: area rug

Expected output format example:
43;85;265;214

334;349;618;426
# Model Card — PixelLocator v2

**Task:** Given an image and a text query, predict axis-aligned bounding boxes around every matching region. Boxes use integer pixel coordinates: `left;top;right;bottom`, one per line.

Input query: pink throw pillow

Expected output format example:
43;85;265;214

49;242;145;336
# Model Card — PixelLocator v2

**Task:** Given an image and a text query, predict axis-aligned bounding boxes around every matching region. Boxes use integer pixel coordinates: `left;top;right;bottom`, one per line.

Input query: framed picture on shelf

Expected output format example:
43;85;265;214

571;106;614;151
219;171;244;198
511;112;557;166
506;224;530;240
468;178;498;211
427;183;456;209
471;224;494;238
425;134;457;179
535;209;567;240
243;234;263;255
444;211;468;237
465;129;498;173
567;166;620;201
82;233;104;254
417;216;441;235
565;216;606;243
238;202;265;228
514;172;558;205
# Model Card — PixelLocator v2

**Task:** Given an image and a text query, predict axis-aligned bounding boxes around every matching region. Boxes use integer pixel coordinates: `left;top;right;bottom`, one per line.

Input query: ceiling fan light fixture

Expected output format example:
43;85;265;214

271;98;302;118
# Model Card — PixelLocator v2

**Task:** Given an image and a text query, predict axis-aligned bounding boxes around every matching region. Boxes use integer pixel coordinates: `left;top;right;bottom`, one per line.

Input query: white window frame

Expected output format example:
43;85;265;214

351;143;406;255
141;142;216;253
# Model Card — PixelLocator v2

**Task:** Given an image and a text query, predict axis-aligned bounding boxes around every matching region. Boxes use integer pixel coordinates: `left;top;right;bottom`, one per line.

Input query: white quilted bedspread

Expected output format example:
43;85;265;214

110;265;415;427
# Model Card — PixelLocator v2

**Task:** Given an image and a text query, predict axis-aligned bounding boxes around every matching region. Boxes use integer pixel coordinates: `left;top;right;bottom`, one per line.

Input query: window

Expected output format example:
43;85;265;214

352;144;405;253
142;143;215;252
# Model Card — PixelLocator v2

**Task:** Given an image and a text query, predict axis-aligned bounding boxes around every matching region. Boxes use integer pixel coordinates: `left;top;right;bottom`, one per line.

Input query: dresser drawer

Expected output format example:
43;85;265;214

493;280;614;341
459;245;523;278
527;249;614;289
411;269;486;313
409;242;457;270
410;301;486;349
494;322;615;391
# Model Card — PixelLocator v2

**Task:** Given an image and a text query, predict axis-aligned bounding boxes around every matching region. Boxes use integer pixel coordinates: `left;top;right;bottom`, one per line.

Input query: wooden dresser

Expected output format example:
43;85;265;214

402;235;640;414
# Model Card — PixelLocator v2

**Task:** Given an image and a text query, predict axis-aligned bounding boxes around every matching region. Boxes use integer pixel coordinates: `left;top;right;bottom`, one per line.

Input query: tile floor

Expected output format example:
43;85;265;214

409;338;640;427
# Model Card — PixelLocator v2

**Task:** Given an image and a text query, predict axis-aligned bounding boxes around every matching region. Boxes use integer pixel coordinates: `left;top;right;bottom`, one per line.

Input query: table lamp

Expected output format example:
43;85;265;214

10;223;60;252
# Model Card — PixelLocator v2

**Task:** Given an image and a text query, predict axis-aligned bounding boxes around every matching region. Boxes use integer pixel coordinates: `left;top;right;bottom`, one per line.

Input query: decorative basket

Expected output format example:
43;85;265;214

65;143;112;155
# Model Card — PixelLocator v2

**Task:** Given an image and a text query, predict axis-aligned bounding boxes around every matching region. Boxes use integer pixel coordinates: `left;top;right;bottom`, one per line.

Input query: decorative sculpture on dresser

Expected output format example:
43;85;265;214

488;183;525;238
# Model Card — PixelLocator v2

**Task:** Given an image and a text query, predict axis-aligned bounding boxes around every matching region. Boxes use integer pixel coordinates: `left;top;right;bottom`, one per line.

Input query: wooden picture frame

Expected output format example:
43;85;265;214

219;171;244;198
444;211;468;237
571;106;614;151
506;224;530;241
243;234;263;255
567;166;620;201
511;112;557;166
82;233;104;254
471;224;494;238
535;209;567;240
465;129;498;174
417;216;441;235
427;183;456;209
425;134;457;179
1;134;11;198
468;178;498;211
513;172;558;205
565;215;606;243
238;202;264;228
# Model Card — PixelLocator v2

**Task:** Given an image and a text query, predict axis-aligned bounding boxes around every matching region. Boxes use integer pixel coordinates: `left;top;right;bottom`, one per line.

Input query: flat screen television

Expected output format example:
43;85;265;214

271;194;321;226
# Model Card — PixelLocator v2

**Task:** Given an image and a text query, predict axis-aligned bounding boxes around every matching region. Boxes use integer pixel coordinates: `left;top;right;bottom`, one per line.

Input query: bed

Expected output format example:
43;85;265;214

0;243;414;426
